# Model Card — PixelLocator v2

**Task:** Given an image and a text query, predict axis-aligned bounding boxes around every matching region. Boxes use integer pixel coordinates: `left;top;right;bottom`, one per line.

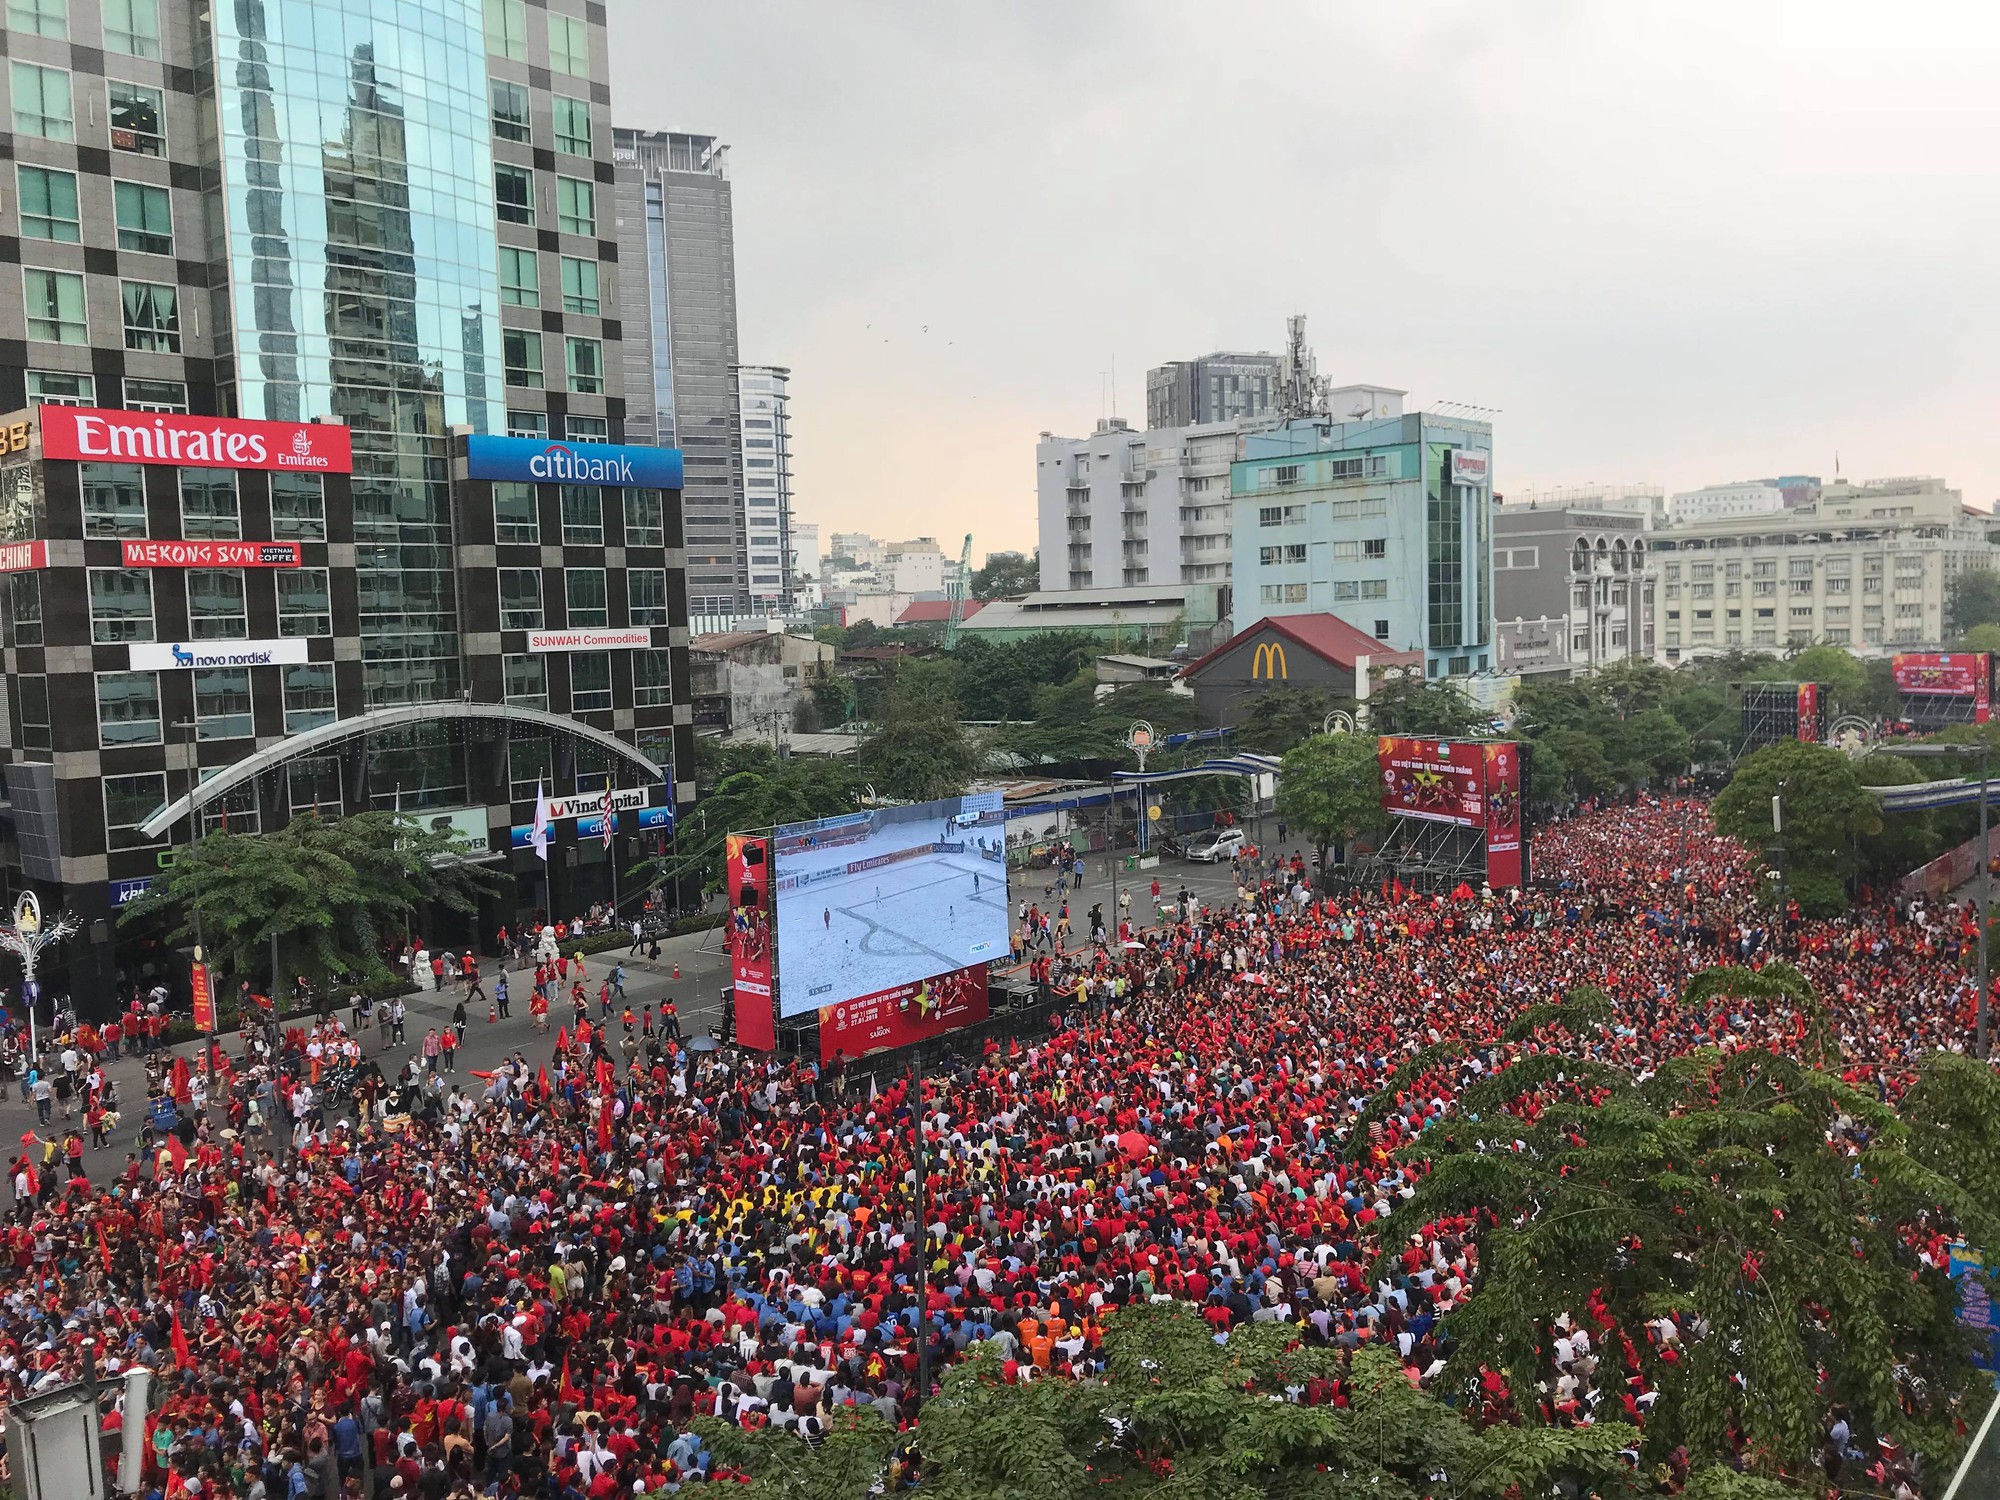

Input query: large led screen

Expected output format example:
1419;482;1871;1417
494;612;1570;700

772;793;1008;1017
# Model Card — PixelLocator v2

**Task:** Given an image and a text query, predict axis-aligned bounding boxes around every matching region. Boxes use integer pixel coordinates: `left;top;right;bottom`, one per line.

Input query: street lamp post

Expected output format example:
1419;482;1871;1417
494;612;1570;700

1878;739;1992;1057
0;893;79;1067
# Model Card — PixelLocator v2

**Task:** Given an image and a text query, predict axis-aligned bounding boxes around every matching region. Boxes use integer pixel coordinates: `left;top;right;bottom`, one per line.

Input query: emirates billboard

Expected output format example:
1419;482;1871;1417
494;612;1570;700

39;408;352;473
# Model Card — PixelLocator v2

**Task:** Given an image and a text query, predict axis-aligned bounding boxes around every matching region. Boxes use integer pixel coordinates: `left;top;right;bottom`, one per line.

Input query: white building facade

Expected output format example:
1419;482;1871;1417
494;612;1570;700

1652;476;2000;656
1668;480;1785;525
736;364;793;613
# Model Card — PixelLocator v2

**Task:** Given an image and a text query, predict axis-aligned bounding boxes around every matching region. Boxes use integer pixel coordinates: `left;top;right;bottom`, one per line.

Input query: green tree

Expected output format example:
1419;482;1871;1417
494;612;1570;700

1760;643;1867;712
999;675;1123;767
1369;675;1482;736
1948;567;2000;636
1604;706;1694;779
1591;656;1677;716
860;662;980;800
1234;685;1347;755
1962;622;2000;653
1541;725;1619;798
1096;682;1203;738
696;1305;1642;1499
637;746;861;899
1385;977;2000;1483
121;811;496;991
950;632;1097;721
1276;731;1385;872
969;549;1039;600
1711;740;1881;882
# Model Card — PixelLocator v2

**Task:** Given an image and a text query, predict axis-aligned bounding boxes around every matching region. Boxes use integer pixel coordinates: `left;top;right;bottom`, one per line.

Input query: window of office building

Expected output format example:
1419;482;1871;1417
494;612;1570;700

187;569;247;639
90;568;152;642
9;0;66;37
27;371;92;406
506;410;547;438
504;655;547;712
109;79;163;154
97;671;160;747
278;569;331;636
283;663;335;733
1258;544;1306;566
503;329;542;388
103;0;159;57
288;754;341;816
560;257;599;315
559;486;602;544
270;473;325;539
11;63;74;141
565;337;604;394
24;269;86;344
565;416;607;440
498;568;542;630
499;247;538;307
484;0;527;58
625;489;665;547
495;164;533;225
17;675;49;750
197;781;259;836
634;649;672;707
628;568;667;625
121;280;179;352
194;666;252;740
125;376;186;411
113;181;172;254
1363;538;1387;559
18;166;80;242
82;463;147;537
553;96;591;155
104;773;166;849
565;568;608;625
548;12;589;74
180;468;239;538
494;482;538;543
508;737;552;802
8;574;43;647
570;650;611;711
491;79;529;142
556;177;595;236
1259;583;1308;604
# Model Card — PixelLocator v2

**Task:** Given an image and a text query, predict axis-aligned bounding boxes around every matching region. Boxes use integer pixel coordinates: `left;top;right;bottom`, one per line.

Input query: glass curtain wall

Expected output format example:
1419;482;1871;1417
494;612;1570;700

205;0;500;706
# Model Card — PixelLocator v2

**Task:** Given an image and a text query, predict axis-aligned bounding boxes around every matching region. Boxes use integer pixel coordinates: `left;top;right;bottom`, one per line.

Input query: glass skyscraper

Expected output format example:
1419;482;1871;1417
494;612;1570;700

208;0;502;705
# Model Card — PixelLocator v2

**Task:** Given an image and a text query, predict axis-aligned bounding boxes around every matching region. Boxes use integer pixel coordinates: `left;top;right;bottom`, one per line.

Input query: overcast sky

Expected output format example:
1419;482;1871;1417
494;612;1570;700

607;0;2000;561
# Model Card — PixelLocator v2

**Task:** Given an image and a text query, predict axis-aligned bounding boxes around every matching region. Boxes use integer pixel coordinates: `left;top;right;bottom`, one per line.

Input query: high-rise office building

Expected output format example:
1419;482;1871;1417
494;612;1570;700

0;0;695;1000
612;129;747;625
736;364;793;613
1145;351;1282;430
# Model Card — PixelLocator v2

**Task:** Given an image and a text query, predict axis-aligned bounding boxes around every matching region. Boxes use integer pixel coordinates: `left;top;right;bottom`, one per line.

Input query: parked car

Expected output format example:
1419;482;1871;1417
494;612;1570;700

1182;828;1246;863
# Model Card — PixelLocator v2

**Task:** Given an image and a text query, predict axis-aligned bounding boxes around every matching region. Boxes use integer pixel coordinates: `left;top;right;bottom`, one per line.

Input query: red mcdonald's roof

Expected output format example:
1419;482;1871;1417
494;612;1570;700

1180;613;1424;680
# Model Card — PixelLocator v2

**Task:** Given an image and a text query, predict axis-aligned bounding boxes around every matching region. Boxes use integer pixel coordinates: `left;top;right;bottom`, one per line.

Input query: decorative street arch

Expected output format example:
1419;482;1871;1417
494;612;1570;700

137;703;668;839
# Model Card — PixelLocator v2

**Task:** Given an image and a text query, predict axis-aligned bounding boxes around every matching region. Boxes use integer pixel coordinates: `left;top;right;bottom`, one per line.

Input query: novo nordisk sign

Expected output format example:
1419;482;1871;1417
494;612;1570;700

465;434;682;488
131;639;311;670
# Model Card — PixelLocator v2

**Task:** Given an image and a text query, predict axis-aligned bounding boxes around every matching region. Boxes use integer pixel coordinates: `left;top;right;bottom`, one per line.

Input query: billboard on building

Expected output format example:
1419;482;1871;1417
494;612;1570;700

1797;681;1820;743
771;793;1008;1018
818;964;989;1064
725;834;775;1050
40;407;352;473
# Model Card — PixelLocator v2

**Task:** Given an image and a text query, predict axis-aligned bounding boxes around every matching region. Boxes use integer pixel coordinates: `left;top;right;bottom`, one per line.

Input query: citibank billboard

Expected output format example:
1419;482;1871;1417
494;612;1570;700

465;434;682;489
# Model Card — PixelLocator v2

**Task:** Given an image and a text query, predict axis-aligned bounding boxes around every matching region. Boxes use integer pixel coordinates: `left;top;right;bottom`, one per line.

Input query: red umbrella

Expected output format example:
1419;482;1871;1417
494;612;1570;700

1117;1130;1150;1161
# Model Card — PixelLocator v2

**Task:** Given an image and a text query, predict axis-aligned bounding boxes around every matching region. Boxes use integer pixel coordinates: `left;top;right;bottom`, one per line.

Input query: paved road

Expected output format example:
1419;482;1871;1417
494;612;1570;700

0;849;1256;1162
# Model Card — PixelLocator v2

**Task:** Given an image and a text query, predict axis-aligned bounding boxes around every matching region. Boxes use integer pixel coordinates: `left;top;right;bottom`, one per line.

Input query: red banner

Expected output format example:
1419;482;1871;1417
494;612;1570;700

819;964;989;1064
1893;652;1989;697
1483;742;1523;888
725;833;775;1050
190;963;214;1033
122;539;301;568
0;541;47;572
1378;737;1486;827
1796;682;1820;743
40;407;352;473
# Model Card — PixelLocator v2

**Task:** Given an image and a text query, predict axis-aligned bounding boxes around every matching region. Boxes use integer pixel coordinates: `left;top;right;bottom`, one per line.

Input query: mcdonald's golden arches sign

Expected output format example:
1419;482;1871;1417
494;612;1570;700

1251;641;1289;680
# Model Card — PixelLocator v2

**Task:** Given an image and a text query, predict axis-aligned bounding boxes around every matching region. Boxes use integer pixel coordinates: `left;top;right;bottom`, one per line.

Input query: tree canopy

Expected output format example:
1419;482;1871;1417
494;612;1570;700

1947;567;2000;637
1390;975;2000;1484
120;810;498;989
1275;731;1384;870
860;662;981;801
969;550;1039;600
1369;676;1482;737
1711;740;1882;906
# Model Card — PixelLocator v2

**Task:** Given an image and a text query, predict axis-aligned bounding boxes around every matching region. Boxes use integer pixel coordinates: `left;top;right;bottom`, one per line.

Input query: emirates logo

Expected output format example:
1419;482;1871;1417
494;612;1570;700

291;430;313;457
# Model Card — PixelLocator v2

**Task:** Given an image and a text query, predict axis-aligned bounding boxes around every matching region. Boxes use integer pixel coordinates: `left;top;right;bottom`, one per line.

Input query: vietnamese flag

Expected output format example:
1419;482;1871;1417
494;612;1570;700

596;1098;613;1155
99;1231;114;1276
595;1057;612;1089
536;1065;551;1099
170;1310;193;1366
555;1026;569;1052
558;1355;579;1403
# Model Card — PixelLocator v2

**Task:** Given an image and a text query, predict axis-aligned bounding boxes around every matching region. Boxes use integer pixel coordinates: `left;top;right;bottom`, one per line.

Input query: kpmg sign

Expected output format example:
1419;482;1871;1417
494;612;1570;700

465;434;682;489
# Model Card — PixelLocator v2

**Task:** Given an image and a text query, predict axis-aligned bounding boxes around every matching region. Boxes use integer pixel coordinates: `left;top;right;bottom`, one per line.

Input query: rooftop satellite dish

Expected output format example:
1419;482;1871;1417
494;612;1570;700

1349;402;1370;421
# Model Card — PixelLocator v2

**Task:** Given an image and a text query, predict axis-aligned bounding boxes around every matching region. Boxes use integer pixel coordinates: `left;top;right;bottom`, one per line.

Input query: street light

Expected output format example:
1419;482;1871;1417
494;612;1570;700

1876;740;1992;1058
0;892;79;1067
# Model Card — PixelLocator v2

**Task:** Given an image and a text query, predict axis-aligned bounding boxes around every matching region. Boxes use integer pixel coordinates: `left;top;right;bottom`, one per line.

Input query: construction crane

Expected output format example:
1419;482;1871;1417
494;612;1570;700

944;533;974;648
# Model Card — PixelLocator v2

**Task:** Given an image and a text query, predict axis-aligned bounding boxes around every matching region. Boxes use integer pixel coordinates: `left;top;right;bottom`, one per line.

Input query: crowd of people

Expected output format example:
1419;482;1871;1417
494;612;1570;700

0;795;1984;1500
